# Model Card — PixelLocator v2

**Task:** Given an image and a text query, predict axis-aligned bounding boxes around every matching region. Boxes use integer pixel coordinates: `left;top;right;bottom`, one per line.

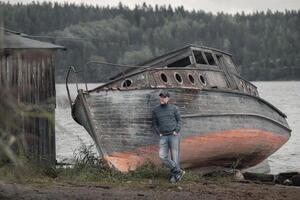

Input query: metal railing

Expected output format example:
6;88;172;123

65;61;149;108
65;66;82;108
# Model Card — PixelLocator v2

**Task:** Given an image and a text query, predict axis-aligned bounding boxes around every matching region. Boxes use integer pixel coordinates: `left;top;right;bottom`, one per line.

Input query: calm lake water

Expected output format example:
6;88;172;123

55;81;300;174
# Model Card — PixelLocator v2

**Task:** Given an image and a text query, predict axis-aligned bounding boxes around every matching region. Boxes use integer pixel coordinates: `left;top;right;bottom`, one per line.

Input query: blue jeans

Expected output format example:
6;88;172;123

159;134;181;176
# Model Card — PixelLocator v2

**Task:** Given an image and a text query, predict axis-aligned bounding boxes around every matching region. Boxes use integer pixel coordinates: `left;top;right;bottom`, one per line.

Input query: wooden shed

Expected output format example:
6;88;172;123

0;28;65;164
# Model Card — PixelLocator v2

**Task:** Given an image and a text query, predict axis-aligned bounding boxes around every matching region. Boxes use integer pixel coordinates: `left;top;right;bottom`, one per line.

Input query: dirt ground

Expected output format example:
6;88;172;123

1;179;300;200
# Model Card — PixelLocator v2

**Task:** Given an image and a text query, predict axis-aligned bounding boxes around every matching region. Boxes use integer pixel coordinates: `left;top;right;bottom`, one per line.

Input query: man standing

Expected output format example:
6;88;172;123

152;90;185;183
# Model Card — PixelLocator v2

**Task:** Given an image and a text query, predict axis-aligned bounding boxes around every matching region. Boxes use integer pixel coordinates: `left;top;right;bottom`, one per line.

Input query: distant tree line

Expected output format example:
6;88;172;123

1;2;300;82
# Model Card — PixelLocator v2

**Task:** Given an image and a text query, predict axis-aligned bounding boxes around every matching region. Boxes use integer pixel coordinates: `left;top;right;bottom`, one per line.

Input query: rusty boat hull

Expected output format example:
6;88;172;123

72;88;290;172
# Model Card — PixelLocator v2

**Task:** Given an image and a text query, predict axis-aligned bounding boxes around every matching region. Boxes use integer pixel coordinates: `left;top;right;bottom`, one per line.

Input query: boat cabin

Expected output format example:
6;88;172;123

92;45;258;97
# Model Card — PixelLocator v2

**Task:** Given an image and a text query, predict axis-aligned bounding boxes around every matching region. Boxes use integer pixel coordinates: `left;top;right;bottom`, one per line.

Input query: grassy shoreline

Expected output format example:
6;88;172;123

0;143;234;186
1;143;299;199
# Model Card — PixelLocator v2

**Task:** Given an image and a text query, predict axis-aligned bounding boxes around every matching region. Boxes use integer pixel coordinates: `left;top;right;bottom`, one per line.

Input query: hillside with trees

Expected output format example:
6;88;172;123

1;2;300;82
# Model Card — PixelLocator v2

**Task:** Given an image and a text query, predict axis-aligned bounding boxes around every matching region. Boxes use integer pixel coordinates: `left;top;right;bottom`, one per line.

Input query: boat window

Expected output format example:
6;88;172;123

188;74;195;84
122;79;132;87
216;54;222;61
161;73;168;83
218;54;238;74
174;73;183;84
199;74;206;85
193;50;207;65
167;57;191;67
204;52;216;65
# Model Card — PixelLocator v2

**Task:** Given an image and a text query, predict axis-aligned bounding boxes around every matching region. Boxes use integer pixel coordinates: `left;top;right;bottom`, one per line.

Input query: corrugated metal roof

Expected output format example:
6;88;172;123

1;28;65;50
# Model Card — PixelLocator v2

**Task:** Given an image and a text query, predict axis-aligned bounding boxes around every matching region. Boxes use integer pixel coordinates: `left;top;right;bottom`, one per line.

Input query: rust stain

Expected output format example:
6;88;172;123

103;128;289;172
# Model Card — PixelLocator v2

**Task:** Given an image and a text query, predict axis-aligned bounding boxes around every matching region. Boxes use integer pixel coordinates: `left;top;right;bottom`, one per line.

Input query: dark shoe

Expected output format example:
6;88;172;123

169;175;176;184
175;169;185;182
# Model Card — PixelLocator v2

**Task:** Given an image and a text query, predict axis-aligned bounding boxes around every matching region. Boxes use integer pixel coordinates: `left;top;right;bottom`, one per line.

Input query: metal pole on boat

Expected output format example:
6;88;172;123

66;66;80;108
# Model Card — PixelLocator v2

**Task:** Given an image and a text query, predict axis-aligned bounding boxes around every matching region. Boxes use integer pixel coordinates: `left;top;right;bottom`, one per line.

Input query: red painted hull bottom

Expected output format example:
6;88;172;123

103;129;289;172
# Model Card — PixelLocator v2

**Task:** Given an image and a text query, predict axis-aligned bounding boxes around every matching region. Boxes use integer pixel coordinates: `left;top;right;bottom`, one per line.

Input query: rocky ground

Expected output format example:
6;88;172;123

1;178;300;200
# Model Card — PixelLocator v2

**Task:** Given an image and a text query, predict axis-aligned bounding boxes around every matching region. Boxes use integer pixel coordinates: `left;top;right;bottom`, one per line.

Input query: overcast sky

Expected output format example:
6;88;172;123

8;0;300;14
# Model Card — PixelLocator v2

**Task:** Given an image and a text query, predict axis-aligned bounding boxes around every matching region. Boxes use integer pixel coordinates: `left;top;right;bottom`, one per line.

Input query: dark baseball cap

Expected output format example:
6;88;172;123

159;90;170;97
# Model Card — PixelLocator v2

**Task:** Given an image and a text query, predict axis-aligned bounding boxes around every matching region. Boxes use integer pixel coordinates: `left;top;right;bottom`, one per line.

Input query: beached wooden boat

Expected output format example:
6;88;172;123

66;45;291;172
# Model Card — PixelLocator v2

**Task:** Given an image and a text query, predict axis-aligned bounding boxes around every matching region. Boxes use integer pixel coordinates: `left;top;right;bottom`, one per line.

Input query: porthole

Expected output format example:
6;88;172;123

199;74;206;85
122;79;132;87
160;73;168;83
188;74;195;84
174;73;183;84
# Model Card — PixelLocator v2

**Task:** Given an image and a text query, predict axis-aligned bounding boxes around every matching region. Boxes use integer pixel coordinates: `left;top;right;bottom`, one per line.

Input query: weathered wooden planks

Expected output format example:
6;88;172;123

1;29;63;164
72;88;290;171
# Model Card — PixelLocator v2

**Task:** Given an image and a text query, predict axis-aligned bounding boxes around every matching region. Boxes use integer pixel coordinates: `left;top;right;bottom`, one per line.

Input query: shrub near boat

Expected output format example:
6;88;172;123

66;45;291;172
